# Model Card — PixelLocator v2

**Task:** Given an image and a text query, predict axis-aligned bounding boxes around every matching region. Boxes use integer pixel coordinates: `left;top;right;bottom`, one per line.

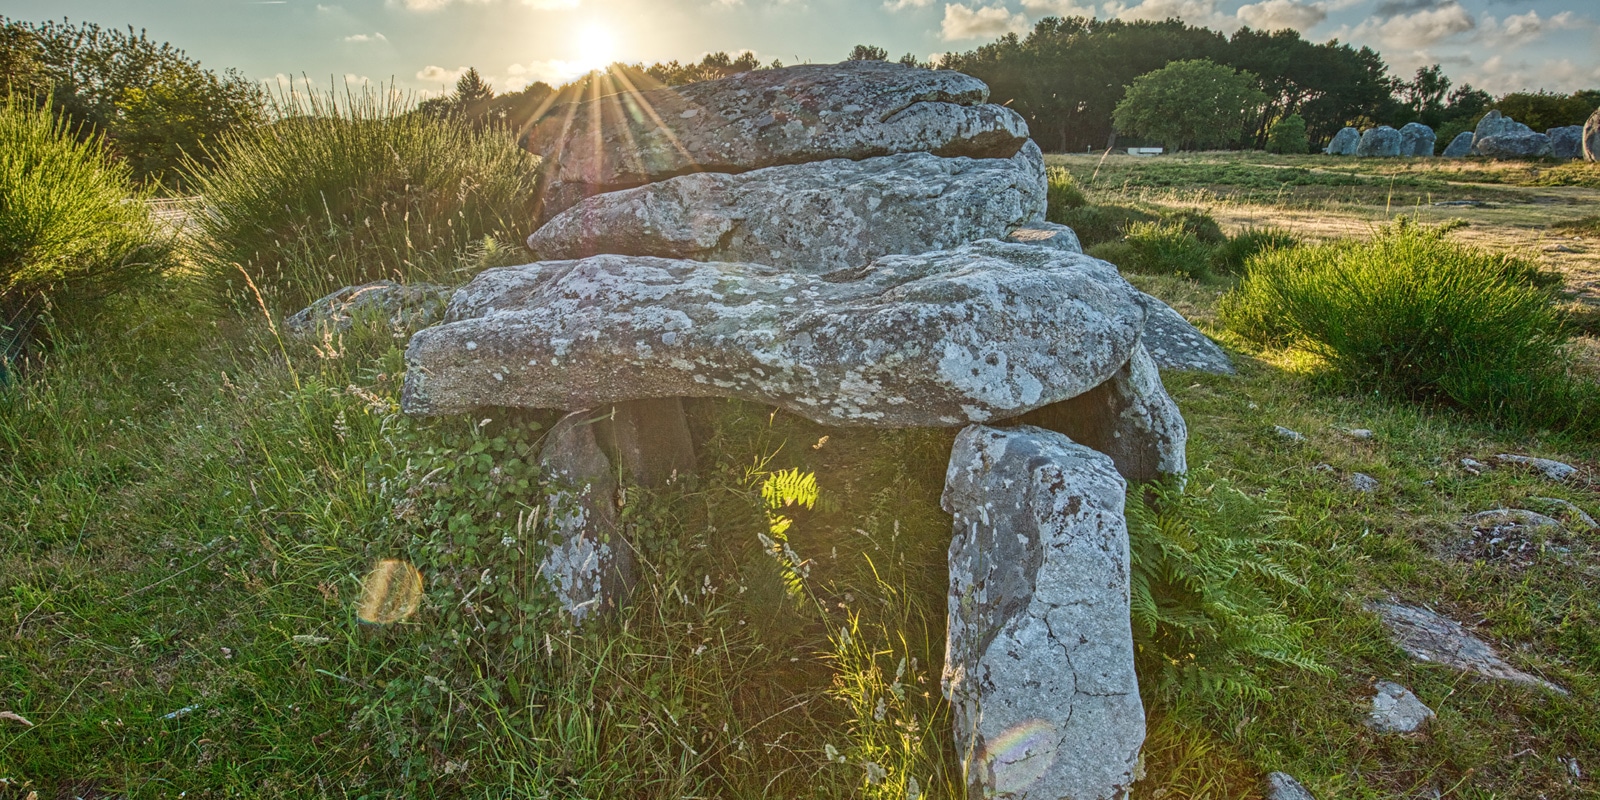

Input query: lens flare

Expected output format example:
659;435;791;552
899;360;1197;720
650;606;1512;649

981;719;1059;794
356;559;424;625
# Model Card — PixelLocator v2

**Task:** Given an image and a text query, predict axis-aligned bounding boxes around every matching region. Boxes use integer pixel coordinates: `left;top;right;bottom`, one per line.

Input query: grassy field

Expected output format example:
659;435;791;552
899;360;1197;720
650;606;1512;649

3;152;1599;799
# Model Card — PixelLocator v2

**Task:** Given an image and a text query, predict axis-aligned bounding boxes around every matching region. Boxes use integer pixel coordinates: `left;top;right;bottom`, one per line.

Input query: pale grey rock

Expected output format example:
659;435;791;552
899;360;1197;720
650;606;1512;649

1526;497;1597;530
527;145;1046;273
1013;344;1187;483
1266;772;1316;800
1005;221;1083;254
1356;126;1402;157
1548;126;1584;159
1494;453;1578;482
1274;425;1306;442
530;61;1030;221
1399;122;1436;157
1134;293;1235;375
1465;508;1561;529
1366;680;1435;733
1586;109;1600;161
1476;132;1553;159
941;424;1144;800
1471;110;1533;154
1459;457;1488;475
1343;428;1374;439
1349;472;1379;493
284;281;451;334
1325;126;1360;156
1369;601;1567;693
402;241;1146;428
538;411;633;623
1442;131;1475;158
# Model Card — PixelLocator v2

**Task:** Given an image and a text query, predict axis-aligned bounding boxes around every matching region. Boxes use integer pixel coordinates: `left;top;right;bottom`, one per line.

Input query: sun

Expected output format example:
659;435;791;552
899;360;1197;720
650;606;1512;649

570;23;618;75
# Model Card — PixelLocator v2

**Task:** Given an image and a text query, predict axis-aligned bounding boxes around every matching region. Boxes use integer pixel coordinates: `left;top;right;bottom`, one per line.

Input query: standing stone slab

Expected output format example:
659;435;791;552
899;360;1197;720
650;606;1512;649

402;241;1147;428
1399;122;1436;157
1477;132;1553;159
529;61;1030;221
1325;127;1360;155
942;424;1144;800
1442;131;1475;158
1357;126;1402;157
538;411;633;623
1586;109;1600;161
528;144;1046;273
1548;126;1584;159
1010;345;1188;483
1471;110;1532;154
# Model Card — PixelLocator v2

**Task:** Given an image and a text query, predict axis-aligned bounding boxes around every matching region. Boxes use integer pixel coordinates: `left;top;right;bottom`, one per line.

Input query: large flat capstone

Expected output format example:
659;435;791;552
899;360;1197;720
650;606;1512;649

401;241;1146;427
528;143;1046;273
529;61;1030;221
942;424;1145;800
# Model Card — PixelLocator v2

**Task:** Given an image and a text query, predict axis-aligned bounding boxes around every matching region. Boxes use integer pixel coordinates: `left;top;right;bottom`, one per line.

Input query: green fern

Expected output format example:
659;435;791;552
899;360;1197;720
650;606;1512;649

1127;470;1328;706
758;468;819;597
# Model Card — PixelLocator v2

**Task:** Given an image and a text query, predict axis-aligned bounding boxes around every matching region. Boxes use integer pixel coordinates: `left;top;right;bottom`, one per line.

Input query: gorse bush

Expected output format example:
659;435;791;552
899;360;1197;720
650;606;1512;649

1220;219;1597;432
1209;226;1297;274
0;97;168;340
1045;165;1087;211
1113;221;1215;280
1051;204;1159;248
190;83;541;310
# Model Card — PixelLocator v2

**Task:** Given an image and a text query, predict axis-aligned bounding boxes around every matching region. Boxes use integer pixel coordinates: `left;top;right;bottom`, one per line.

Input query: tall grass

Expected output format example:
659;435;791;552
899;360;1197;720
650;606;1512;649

189;83;541;311
0;96;169;344
1220;219;1597;432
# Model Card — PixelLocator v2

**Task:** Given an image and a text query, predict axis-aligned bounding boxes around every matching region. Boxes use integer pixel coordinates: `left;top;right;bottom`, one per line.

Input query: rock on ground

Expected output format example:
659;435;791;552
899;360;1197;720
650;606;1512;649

1548;126;1584;159
1366;680;1435;733
528;61;1030;221
942;424;1144;800
1476;132;1554;159
1266;772;1317;800
284;281;451;335
1399;122;1436;157
1325;127;1360;155
538;412;634;623
1010;344;1188;483
1005;221;1083;253
1274;425;1306;442
402;241;1147;428
1357;126;1402;157
1471;110;1533;154
1134;293;1235;375
1587;109;1600;161
1369;601;1567;694
527;144;1046;273
1494;453;1578;482
1441;131;1475;158
1349;472;1379;493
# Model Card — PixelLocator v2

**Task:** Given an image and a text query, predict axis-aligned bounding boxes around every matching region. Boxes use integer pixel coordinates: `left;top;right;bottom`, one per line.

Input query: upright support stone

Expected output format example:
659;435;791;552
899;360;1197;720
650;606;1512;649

1010;344;1188;483
537;411;634;623
942;424;1145;800
592;397;698;488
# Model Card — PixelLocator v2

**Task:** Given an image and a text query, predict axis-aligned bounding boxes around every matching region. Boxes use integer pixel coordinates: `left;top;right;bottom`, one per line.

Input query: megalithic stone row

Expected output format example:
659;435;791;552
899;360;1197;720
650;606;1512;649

1325;126;1360;155
1586;108;1600;161
942;424;1145;800
1398;122;1436;157
1442;131;1475;158
1356;126;1401;157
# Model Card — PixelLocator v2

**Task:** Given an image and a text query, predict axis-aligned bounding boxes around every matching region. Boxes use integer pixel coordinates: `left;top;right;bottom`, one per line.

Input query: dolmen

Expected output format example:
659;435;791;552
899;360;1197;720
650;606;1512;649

402;61;1182;799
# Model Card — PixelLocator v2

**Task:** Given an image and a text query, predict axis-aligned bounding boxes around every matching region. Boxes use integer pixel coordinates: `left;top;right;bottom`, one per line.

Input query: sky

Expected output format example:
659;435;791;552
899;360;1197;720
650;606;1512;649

6;0;1598;98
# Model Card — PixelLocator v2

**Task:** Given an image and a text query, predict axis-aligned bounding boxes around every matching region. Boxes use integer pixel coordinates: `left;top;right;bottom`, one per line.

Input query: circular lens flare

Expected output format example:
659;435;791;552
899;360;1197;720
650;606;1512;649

357;559;424;625
982;719;1059;794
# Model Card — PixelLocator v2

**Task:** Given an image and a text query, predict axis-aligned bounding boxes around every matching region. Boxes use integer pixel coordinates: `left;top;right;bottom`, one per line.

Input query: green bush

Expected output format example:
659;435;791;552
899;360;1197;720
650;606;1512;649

1160;208;1227;245
1119;220;1215;279
190;85;541;311
1050;203;1159;248
1220;219;1597;431
0;97;168;338
1265;113;1309;154
1045;165;1087;211
1210;227;1297;274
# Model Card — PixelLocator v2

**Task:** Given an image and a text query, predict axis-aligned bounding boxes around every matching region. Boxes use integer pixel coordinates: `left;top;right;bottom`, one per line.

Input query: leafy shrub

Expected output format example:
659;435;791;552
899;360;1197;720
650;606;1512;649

190;84;541;311
1220;219;1597;431
1210;227;1297;274
1118;221;1215;279
1046;165;1087;211
1128;472;1324;704
1050;203;1159;247
0;97;168;337
1161;208;1227;245
1265;113;1309;154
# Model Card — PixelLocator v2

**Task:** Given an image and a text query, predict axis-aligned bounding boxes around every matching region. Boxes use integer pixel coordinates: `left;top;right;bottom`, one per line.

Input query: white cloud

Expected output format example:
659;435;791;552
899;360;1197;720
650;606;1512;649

941;3;1030;40
1235;0;1327;32
343;32;388;42
416;65;470;84
1475;10;1587;50
885;0;934;9
394;0;577;9
344;73;374;86
1102;0;1236;31
1466;53;1600;95
1351;1;1475;50
1019;0;1097;17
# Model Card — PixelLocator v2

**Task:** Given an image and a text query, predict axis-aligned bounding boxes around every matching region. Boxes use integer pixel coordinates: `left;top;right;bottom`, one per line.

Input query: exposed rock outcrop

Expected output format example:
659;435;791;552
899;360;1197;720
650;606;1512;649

1134;294;1234;375
1369;601;1567;693
942;424;1144;800
1548;125;1584;159
1325;127;1360;155
285;281;451;335
1476;132;1553;159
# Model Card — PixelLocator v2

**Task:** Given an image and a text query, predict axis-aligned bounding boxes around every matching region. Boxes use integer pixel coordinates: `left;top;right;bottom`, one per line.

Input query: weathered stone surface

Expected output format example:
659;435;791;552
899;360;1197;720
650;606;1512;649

1356;126;1402;157
592;398;697;488
1586;109;1600;161
538;411;633;623
529;61;1030;221
1399;122;1436;157
1471;110;1533;154
1494;453;1578;482
527;144;1046;273
1134;293;1234;375
942;424;1144;800
402;241;1147;428
1266;772;1317;800
1465;508;1561;530
1274;425;1306;442
1369;601;1567;693
1366;680;1435;733
1526;497;1597;529
1441;131;1475;157
284;281;451;334
1349;472;1379;493
1548;126;1584;159
1005;221;1083;254
1476;132;1553;159
1325;126;1360;155
1011;344;1188;483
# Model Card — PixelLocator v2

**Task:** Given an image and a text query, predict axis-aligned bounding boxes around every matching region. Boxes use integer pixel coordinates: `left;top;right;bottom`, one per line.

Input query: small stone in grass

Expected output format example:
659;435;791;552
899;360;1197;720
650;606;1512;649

1274;425;1306;442
1265;772;1316;800
1459;458;1488;475
1366;680;1435;733
1495;454;1578;482
1312;463;1334;473
1349;473;1379;493
1343;428;1374;440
